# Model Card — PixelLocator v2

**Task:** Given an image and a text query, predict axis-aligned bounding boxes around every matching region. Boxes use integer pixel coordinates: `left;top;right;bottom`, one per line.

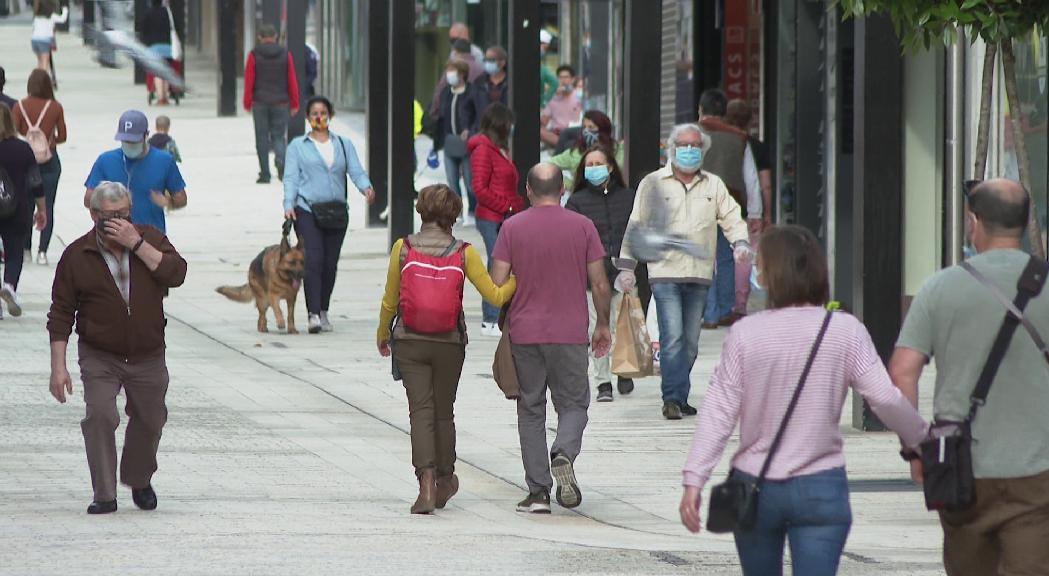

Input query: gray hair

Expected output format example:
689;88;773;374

90;181;132;210
666;123;711;162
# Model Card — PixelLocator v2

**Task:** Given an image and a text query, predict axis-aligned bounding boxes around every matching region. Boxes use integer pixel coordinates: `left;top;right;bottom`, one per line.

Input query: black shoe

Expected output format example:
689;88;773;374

516;489;551;514
277;167;284;181
256;175;271;184
617;377;635;395
680;403;698;416
662;401;682;420
551;454;582;509
132;485;157;510
596;382;613;402
87;499;117;514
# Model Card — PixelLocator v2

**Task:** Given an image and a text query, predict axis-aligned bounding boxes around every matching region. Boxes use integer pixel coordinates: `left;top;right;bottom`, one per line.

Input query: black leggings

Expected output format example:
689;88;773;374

293;207;347;314
0;223;28;289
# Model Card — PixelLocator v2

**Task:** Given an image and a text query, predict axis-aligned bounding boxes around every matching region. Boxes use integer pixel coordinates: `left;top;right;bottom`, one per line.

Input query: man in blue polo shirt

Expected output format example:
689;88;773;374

84;110;187;233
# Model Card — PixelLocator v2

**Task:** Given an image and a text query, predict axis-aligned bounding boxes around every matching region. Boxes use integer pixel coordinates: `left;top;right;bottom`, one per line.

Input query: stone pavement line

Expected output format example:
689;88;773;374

0;15;946;575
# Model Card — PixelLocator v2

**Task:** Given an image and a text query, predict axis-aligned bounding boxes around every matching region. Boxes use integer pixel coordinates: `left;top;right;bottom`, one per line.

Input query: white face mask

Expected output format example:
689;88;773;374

446;71;460;87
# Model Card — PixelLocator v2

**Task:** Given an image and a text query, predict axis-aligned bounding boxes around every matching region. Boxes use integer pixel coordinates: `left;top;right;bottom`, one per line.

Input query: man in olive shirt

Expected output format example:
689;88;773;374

890;179;1049;575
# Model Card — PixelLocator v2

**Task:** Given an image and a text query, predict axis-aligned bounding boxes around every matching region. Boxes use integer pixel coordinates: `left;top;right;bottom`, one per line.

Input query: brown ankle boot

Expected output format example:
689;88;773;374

436;474;459;509
411;469;437;514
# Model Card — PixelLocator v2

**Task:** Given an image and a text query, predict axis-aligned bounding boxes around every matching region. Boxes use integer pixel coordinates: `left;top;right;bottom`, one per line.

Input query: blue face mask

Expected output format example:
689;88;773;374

674;145;703;172
750;265;764;291
121;142;145;159
584;165;610;186
483;61;500;75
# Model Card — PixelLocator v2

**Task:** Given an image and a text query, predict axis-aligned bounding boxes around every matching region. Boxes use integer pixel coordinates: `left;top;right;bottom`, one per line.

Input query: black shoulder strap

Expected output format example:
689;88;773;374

438;238;459;257
968;256;1049;420
757;310;834;483
337;135;349;201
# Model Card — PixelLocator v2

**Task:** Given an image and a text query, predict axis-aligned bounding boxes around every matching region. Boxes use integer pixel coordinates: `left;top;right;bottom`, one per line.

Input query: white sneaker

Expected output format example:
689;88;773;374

463;213;475;227
319;311;333;332
1;283;22;317
481;322;502;338
36;252;48;266
308;314;322;334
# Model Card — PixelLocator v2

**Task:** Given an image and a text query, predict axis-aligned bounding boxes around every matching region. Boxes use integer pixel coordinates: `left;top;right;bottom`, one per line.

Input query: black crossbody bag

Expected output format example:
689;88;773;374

920;256;1049;512
310;136;351;230
706;310;834;533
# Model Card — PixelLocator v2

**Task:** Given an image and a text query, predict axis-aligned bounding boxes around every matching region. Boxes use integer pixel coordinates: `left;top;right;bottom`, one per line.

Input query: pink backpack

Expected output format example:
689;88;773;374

19;100;53;164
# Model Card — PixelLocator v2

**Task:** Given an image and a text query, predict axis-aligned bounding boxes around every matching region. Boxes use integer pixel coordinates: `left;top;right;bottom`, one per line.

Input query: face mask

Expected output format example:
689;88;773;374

121;142;145;159
673;146;703;173
483;60;499;75
309;116;330;131
446;71;460;86
750;265;765;291
584;165;610;186
582;128;599;147
574;88;584;100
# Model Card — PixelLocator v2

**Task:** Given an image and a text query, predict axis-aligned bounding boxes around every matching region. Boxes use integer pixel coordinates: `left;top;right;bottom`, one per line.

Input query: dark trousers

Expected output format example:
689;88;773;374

26;153;61;253
252;104;289;178
78;343;169;502
394;340;466;478
0;222;28;288
294;208;346;314
940;468;1049;575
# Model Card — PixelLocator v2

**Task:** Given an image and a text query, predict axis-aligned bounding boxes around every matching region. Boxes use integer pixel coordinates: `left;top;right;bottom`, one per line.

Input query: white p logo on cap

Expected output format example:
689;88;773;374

125;121;134;131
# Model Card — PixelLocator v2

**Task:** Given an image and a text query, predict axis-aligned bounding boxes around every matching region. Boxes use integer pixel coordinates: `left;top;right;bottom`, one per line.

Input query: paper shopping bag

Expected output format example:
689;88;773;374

611;293;654;378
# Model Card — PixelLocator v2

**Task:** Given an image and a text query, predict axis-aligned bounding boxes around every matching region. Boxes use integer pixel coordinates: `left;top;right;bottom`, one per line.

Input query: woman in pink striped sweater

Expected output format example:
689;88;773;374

679;225;929;576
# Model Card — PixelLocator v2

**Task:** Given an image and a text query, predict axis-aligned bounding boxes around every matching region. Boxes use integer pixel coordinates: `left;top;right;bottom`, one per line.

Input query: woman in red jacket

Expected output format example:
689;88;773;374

468;102;524;337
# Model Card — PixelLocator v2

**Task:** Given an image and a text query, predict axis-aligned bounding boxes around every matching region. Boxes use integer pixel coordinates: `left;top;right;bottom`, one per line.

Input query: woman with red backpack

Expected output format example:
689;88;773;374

377;184;516;515
12;69;66;266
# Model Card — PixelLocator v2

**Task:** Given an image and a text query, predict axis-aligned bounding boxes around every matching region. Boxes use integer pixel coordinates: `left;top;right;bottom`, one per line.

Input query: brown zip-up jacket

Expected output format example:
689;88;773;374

47;226;187;360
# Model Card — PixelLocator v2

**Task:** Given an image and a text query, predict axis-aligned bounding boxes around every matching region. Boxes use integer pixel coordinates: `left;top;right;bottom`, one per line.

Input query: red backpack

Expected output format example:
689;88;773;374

399;237;468;334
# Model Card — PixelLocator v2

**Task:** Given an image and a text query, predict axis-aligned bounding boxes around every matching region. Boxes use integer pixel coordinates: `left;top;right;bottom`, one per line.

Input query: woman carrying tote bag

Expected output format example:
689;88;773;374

284;95;375;334
678;225;929;576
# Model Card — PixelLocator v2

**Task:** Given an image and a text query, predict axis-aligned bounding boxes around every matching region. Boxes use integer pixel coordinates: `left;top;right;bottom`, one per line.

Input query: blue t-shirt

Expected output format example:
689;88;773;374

84;147;187;233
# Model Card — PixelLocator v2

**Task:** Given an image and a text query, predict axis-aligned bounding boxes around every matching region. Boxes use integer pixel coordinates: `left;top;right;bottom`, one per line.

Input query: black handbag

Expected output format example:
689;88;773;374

920;256;1048;512
308;135;354;230
706;310;834;534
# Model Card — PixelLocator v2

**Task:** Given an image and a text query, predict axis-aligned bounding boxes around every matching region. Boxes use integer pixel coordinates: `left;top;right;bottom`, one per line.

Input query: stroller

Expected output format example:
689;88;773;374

147;58;183;105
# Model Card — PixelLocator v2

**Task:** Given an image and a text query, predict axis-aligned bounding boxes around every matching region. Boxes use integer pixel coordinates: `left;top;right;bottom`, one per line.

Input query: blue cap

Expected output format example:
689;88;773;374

115;110;148;142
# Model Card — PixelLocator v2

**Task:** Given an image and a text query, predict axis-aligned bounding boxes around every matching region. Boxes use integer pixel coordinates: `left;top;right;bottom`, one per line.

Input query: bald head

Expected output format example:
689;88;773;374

527;163;564;199
449;22;470;42
970;178;1029;238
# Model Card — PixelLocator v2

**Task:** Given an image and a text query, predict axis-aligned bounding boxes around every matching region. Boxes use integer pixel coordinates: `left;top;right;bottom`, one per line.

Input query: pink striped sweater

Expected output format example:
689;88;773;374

682;307;929;490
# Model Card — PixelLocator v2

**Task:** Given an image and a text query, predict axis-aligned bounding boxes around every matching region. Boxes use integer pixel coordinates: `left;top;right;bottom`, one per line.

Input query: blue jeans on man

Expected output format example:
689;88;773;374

475;218;501;325
703;228;735;324
652;282;709;406
732;467;852;576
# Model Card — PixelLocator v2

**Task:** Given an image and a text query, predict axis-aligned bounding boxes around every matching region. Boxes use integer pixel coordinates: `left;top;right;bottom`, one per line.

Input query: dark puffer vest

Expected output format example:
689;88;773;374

252;43;290;106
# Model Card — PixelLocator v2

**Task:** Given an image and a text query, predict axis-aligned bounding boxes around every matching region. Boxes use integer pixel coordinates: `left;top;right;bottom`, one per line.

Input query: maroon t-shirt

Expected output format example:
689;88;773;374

492;205;605;345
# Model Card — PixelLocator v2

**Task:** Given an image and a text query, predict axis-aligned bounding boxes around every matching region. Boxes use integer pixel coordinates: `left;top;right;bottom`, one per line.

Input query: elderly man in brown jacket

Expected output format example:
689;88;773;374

47;181;187;515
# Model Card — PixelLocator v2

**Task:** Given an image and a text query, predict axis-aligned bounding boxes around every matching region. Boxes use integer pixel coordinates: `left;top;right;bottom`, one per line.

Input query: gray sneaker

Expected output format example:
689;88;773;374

516;490;551;514
319;311;333;332
596;382;613;402
308;314;322;334
551;454;582;509
1;283;22;317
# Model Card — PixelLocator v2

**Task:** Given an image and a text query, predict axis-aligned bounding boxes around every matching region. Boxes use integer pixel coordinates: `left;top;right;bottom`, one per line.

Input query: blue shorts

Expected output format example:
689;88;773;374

149;43;173;59
31;38;52;55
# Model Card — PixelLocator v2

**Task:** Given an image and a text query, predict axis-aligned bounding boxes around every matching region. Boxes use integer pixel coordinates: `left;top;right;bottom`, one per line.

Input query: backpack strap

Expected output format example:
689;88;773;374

17;100;31;127
34;100;52;129
399;236;413;268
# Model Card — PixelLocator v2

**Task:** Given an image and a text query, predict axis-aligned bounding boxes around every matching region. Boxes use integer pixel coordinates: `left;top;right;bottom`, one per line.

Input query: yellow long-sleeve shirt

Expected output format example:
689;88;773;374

378;238;516;343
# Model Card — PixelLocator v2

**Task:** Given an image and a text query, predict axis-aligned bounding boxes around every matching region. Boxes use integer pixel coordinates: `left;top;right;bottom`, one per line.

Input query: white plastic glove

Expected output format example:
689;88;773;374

615;270;637;293
733;243;754;265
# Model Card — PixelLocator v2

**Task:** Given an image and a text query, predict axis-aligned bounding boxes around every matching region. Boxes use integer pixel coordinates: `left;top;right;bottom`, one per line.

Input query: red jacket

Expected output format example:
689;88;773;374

468;134;523;223
243;50;301;112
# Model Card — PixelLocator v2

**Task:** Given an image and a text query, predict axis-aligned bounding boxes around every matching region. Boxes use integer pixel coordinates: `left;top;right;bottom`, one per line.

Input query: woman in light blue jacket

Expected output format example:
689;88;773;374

284;95;375;334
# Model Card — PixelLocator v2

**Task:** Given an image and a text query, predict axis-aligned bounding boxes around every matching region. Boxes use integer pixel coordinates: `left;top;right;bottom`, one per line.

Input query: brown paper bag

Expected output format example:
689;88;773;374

492;304;520;399
611;293;654;378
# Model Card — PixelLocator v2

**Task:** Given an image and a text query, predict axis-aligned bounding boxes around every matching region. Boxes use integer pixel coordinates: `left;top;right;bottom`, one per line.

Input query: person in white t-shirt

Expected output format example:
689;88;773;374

31;0;68;76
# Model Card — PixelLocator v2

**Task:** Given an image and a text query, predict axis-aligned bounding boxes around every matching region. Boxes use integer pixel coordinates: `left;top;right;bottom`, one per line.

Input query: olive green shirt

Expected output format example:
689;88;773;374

897;249;1049;479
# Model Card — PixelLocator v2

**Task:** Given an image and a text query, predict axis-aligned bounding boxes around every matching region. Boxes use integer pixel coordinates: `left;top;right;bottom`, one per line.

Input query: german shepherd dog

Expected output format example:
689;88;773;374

217;232;306;333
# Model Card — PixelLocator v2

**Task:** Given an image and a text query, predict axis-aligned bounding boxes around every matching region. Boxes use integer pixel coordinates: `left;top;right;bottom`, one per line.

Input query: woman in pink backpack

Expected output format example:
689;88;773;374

13;69;66;266
377;183;516;515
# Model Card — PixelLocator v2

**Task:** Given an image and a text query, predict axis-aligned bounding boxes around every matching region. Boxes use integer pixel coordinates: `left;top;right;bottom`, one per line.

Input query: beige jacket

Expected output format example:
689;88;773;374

620;165;748;284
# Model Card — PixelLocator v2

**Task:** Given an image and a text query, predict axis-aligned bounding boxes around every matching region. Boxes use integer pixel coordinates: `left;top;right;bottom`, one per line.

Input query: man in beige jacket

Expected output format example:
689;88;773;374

617;123;751;419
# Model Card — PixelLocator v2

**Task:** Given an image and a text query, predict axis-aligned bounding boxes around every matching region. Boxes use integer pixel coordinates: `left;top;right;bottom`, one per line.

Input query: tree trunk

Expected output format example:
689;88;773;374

1001;40;1047;259
974;43;997;181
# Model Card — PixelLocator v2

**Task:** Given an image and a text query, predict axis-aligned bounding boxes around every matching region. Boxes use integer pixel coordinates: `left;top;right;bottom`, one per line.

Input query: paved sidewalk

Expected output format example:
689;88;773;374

0;15;945;575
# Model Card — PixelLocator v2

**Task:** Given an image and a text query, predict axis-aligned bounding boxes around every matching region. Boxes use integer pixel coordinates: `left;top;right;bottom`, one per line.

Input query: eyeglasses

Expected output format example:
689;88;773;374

92;209;130;220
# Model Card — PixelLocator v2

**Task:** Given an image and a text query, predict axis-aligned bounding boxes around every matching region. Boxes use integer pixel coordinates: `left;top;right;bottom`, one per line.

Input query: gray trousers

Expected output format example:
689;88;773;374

252;104;289;178
511;343;590;493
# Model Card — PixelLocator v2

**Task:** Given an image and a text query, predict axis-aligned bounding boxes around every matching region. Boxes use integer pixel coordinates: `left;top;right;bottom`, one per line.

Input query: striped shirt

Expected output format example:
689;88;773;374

682;306;928;490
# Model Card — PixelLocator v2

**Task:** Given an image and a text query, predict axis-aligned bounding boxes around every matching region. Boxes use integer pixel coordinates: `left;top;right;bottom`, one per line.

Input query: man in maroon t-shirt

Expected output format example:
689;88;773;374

491;163;612;514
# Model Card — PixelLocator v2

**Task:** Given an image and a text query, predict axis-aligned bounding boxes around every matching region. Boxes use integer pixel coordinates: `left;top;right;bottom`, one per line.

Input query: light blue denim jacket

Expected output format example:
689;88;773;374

283;132;372;213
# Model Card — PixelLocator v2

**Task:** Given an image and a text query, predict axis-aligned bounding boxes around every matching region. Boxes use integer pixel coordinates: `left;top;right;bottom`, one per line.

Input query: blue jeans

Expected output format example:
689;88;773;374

475;218;500;324
444;153;476;215
651;282;708;405
733;467;852;576
704;228;736;324
26;153;61;253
